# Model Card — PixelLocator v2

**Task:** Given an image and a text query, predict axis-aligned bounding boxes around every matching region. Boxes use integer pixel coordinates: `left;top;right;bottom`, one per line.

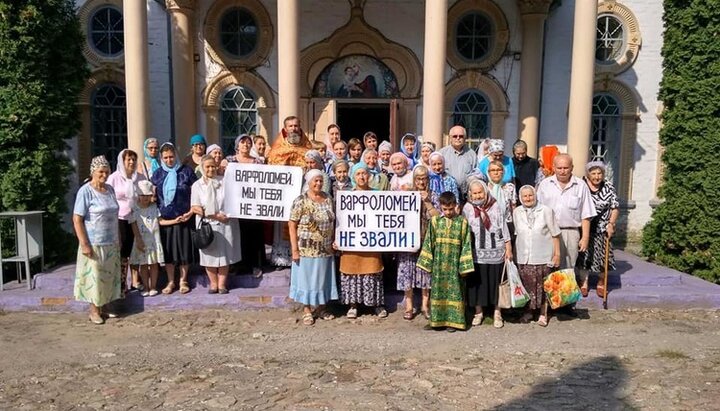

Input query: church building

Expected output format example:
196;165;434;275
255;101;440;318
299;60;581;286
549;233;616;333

73;0;663;241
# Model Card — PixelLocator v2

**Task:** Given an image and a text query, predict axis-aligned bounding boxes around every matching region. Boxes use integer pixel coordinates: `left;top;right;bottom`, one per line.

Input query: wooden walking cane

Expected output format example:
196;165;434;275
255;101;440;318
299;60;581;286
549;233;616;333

602;236;610;309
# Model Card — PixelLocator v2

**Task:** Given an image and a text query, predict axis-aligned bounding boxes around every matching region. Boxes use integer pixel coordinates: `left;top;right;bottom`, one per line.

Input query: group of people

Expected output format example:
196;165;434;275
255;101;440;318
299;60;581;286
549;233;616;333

72;116;619;330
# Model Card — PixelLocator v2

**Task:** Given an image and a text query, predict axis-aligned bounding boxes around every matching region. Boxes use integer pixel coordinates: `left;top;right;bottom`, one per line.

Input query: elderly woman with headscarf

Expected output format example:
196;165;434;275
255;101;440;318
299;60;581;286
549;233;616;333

191;154;241;294
338;163;388;319
399;133;419;169
378;140;393;176
183;134;207;173
396;165;440;320
487;159;517;238
477;139;516;185
288;169;339;325
513;185;561;327
428;152;460;202
304;149;331;194
107;149;147;292
204;144;225;176
577;161;619;298
223;134;266;276
73;156;121;324
140;138;161;178
359;149;389;191
151;142;198;294
389;152;413;191
462;178;512;329
419;141;436;168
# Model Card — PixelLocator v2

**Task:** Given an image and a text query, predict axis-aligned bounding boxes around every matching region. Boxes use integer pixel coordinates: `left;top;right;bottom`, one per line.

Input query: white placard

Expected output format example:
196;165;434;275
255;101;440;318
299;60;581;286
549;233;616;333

223;163;303;221
335;191;421;252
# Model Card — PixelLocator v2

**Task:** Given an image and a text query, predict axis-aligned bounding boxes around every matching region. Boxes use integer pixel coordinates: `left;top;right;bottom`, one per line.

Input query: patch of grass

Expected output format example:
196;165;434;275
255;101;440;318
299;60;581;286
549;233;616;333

656;349;689;360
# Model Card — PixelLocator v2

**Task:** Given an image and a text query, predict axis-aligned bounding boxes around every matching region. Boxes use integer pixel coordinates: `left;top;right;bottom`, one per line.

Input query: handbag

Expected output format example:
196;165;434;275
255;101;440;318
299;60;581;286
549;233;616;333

507;260;530;308
497;261;512;309
191;212;214;250
543;268;582;309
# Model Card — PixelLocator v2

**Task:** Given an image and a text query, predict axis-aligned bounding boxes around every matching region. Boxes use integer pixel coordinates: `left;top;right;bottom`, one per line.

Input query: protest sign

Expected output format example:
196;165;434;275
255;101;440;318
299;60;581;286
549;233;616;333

223;163;303;221
335;191;421;252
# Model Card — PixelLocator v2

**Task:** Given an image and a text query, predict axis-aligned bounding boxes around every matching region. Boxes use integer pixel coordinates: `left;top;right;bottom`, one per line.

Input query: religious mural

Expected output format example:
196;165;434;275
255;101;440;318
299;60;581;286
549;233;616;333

313;54;400;98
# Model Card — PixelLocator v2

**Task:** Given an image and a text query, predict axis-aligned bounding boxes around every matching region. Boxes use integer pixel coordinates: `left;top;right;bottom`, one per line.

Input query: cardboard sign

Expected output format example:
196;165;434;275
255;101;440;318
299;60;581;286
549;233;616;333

223;163;303;221
335;191;421;252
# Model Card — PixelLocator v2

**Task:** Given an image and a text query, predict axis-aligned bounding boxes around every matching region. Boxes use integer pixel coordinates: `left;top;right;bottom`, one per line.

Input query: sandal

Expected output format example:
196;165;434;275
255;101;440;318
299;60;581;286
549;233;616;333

375;307;388;318
162;282;175;295
318;309;335;320
346;307;358;319
493;314;504;329
302;313;315;326
179;281;191;294
596;283;606;298
580;284;589;298
421;310;430;320
208;288;218;294
472;313;484;326
403;310;415;321
89;312;104;325
537;315;548;327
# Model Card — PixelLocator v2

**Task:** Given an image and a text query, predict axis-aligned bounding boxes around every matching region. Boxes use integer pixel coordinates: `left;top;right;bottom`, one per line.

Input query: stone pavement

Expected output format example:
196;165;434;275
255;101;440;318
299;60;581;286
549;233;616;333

1;250;719;312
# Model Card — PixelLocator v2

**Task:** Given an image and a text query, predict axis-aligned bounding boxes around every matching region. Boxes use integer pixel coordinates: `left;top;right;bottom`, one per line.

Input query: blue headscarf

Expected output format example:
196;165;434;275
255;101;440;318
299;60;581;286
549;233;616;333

159;142;181;207
190;134;207;146
350;161;370;188
143;138;161;176
399;133;419;168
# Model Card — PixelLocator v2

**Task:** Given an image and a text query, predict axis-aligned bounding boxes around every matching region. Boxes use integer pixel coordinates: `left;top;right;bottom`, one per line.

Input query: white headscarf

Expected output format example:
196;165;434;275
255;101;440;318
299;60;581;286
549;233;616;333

199;155;221;216
115;149;139;200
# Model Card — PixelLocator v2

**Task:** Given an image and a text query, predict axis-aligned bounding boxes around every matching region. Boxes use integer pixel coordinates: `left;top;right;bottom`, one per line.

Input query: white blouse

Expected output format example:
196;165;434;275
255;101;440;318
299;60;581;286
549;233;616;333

513;204;561;265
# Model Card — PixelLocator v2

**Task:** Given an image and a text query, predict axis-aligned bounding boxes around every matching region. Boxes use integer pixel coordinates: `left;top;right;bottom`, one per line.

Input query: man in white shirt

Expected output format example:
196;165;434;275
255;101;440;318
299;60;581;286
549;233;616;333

439;125;477;201
536;153;596;270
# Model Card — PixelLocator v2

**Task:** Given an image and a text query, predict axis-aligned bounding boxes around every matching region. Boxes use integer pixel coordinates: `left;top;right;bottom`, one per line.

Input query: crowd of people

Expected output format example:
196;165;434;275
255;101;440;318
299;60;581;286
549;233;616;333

72;116;619;329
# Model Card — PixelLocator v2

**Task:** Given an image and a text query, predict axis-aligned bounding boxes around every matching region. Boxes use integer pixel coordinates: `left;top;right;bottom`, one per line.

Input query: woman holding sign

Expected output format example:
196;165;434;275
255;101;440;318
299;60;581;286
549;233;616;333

288;169;339;325
337;163;388;319
191;155;241;294
225;134;266;277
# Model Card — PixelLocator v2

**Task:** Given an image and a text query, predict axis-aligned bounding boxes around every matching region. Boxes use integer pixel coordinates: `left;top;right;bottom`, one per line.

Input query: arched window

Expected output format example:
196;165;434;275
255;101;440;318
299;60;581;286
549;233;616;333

220;7;258;58
455;12;494;62
91;84;127;169
591;93;621;185
221;86;258;154
89;6;124;57
595;14;625;64
452;90;490;149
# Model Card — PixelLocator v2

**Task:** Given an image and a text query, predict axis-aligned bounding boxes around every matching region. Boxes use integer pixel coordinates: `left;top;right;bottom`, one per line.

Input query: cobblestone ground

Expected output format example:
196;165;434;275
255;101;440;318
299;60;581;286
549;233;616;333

1;308;719;410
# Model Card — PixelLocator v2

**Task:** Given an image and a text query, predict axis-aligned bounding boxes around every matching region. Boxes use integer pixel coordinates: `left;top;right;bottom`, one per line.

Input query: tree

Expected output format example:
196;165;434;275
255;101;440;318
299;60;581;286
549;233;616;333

642;1;720;283
0;0;89;265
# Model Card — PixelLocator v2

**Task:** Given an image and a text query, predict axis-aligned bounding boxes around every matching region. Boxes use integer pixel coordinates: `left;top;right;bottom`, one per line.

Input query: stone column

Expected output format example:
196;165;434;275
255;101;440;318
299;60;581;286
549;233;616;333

277;0;300;132
421;0;448;148
566;0;598;175
517;0;552;158
166;0;197;152
123;0;151;160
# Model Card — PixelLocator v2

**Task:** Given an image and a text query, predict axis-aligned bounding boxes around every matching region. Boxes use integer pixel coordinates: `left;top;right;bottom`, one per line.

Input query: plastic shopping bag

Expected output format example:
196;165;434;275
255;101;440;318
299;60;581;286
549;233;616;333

543;268;582;309
507;261;530;308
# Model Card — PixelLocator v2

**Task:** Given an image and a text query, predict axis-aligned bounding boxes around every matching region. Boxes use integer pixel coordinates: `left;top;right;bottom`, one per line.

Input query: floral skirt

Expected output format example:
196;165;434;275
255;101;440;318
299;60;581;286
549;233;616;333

74;245;122;306
340;273;384;307
519;264;551;310
396;253;431;291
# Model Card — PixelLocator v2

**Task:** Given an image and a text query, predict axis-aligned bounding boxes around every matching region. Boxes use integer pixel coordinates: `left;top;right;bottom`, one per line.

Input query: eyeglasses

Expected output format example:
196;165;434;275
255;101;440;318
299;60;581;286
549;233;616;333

450;135;465;139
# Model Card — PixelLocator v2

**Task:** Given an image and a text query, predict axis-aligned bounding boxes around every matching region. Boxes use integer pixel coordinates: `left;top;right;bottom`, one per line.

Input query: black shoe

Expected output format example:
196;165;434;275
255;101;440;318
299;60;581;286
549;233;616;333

218;288;229;294
446;327;457;333
208;288;218;294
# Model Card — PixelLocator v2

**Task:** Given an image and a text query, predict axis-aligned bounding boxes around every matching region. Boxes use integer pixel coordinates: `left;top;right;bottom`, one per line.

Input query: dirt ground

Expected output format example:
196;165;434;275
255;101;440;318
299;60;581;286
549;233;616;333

0;308;719;410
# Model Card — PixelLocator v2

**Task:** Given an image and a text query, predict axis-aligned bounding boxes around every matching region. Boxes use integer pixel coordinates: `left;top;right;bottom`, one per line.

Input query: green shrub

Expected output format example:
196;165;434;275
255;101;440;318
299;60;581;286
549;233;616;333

0;1;88;266
642;1;720;283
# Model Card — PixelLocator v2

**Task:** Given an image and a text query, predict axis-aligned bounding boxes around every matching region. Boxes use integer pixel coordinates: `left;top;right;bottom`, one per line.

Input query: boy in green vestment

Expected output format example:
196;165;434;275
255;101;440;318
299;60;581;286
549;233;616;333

417;192;475;331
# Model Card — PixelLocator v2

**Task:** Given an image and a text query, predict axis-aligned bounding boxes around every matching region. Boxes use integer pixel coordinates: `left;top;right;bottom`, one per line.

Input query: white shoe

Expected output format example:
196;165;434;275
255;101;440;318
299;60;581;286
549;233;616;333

493;315;504;329
472;313;484;326
141;291;150;297
148;289;159;297
346;307;358;319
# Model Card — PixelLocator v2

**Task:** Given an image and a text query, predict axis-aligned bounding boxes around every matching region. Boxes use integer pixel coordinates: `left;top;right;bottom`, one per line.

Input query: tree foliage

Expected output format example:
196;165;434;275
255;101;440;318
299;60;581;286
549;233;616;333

642;1;720;283
0;0;88;264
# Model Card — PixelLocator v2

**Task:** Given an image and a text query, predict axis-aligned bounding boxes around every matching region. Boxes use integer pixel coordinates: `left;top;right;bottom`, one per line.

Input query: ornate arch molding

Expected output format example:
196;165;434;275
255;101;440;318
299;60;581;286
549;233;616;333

77;0;125;68
445;71;509;139
594;78;640;203
203;0;274;70
201;69;276;145
78;67;126;183
299;8;422;98
596;1;642;75
446;0;510;72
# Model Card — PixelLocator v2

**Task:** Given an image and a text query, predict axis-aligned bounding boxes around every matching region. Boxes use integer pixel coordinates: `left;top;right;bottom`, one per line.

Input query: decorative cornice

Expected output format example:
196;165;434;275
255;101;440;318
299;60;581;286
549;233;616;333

165;0;195;12
517;0;553;15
